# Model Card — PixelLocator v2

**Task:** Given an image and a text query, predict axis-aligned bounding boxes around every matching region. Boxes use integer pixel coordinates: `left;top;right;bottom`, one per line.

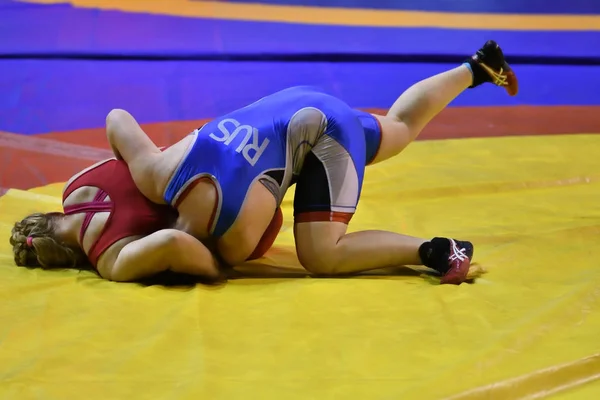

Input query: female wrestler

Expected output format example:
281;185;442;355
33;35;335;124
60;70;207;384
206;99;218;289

10;157;223;282
105;40;518;285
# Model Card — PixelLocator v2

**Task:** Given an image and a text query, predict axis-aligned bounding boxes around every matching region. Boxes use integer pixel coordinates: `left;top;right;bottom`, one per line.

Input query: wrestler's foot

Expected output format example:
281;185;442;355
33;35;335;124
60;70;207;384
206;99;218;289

419;237;474;285
466;40;518;96
440;239;473;285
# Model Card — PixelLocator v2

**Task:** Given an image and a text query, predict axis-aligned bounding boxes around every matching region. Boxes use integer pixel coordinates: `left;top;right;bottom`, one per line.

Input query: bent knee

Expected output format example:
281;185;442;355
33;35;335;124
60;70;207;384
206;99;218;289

295;220;349;275
297;248;343;276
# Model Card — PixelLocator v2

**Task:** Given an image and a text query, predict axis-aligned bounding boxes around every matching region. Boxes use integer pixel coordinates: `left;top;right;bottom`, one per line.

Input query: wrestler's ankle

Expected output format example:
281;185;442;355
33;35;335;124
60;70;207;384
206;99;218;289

463;60;489;88
418;237;452;273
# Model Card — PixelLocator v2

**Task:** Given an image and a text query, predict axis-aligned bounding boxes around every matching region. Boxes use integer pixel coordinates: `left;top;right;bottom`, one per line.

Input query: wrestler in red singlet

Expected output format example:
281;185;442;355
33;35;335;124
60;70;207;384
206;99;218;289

62;157;281;268
62;159;177;268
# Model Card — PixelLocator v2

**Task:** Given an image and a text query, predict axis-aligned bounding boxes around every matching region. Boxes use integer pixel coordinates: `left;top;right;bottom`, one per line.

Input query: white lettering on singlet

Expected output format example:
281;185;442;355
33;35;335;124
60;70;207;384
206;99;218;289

208;118;270;166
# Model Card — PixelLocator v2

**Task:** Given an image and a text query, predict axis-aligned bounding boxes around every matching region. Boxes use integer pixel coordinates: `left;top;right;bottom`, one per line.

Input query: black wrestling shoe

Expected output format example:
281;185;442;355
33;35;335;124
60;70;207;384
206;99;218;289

467;40;519;96
419;237;474;285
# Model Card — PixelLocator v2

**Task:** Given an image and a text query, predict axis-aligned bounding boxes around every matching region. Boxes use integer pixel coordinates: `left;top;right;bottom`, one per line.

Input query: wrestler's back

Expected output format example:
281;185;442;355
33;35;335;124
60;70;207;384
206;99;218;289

62;159;176;278
62;187;133;277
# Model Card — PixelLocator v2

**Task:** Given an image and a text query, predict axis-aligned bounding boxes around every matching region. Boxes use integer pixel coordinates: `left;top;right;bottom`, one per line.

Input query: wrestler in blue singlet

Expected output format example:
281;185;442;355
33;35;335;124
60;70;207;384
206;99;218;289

163;86;382;237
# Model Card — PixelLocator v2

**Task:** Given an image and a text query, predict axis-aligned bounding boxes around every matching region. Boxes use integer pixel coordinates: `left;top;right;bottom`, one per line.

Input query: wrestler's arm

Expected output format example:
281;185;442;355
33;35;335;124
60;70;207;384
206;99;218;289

105;108;161;163
108;229;221;282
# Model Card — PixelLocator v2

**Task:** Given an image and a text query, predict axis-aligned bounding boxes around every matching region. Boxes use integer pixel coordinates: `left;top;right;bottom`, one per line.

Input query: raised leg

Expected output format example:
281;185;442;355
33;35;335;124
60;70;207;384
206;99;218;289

369;40;518;165
294;41;519;284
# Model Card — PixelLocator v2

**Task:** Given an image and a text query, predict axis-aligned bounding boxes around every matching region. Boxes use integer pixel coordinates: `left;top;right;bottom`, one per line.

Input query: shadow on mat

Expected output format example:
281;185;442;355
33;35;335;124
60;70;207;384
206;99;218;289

138;264;445;289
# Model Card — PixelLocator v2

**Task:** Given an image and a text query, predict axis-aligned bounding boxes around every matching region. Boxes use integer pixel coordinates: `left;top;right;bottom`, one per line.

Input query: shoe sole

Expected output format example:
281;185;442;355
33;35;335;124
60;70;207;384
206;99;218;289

478;60;519;96
440;258;471;285
440;239;472;285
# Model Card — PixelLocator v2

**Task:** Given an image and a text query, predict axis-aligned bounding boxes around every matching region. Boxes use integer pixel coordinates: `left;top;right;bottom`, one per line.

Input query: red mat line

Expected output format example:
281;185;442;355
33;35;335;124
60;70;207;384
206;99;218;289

2;105;599;191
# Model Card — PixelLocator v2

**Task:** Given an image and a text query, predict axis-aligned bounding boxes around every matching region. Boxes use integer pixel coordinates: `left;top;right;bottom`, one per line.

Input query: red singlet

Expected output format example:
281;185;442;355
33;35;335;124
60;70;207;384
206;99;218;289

62;159;177;268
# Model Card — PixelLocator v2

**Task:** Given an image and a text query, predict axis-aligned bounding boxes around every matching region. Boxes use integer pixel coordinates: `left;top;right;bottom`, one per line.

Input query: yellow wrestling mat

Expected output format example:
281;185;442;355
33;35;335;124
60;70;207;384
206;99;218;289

1;134;600;399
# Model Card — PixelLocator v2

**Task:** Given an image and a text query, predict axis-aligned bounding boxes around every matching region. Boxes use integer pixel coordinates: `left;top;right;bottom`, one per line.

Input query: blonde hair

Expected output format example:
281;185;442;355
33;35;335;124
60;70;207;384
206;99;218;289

10;212;89;269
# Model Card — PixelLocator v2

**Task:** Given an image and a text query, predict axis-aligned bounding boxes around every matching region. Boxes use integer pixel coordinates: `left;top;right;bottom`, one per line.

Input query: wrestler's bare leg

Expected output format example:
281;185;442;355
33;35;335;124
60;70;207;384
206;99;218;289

295;67;472;274
369;65;472;164
369;40;518;165
295;41;518;284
